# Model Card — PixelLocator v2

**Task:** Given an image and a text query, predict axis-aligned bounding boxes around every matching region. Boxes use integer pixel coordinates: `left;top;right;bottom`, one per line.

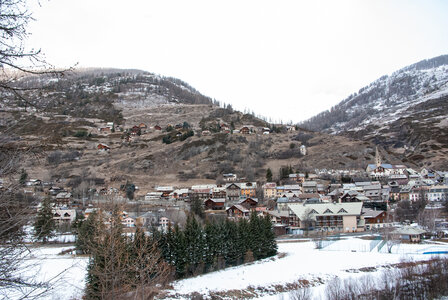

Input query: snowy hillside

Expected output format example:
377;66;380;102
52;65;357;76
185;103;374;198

301;55;448;169
302;55;448;134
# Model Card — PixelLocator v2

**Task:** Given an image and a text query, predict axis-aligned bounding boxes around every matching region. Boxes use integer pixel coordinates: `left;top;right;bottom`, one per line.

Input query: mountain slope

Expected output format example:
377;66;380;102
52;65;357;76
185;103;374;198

0;68;405;193
301;55;448;169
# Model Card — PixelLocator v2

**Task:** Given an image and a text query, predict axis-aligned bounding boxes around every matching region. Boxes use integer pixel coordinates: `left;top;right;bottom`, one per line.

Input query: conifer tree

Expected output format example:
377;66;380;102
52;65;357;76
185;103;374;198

33;197;55;243
76;211;102;254
223;219;240;266
172;224;187;278
248;212;263;260
204;221;219;271
266;168;273;182
184;215;205;275
260;215;278;258
237;218;251;261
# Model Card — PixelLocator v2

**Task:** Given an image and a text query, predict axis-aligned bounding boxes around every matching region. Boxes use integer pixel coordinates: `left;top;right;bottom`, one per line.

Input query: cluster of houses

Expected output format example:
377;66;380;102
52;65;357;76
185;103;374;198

14;154;448;238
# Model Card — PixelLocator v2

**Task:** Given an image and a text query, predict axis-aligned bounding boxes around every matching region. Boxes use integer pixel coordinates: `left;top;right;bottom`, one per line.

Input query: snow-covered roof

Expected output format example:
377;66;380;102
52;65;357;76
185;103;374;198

288;202;363;220
393;226;426;235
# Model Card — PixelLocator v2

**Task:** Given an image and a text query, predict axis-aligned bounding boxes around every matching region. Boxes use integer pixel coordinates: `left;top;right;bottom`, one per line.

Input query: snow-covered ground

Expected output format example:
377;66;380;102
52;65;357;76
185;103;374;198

4;245;88;300
4;237;448;300
167;237;448;299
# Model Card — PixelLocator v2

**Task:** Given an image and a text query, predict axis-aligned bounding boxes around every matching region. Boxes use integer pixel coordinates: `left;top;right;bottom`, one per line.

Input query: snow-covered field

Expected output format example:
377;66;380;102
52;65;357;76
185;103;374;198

4;245;88;300
4;237;448;300
168;237;448;299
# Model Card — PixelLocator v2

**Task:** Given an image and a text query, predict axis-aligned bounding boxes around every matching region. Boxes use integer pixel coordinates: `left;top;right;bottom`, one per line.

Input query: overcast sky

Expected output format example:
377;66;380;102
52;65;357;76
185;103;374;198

27;0;448;123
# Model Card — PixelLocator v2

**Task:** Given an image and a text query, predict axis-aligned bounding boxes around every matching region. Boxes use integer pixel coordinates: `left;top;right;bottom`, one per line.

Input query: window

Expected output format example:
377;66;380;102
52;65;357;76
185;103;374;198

338;208;348;213
323;209;333;214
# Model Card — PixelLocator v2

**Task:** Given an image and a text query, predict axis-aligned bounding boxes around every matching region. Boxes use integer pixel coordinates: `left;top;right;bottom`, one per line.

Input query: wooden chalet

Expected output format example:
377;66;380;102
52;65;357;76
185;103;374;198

240;126;250;134
226;204;250;219
362;208;390;230
226;183;241;202
239;197;258;209
97;143;110;152
204;198;226;210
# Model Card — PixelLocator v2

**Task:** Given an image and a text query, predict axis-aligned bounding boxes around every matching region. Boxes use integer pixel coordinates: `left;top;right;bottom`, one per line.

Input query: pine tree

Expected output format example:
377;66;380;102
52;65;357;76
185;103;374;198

76;211;102;254
266;168;273;182
19;168;28;186
223;219;239;266
172;224;187;278
204;221;219;271
190;196;205;219
260;215;278;258
248;213;263;260
237;218;250;261
33;198;55;243
184;215;205;275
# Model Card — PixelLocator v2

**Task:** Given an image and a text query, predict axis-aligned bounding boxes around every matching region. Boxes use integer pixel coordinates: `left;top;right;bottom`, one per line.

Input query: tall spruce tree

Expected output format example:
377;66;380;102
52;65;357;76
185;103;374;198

266;168;273;182
172;224;187;278
33;197;55;243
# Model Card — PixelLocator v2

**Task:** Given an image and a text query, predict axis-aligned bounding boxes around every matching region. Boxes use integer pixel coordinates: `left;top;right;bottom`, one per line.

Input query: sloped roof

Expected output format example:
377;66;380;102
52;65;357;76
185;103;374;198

288;202;363;220
393;226;426;235
227;204;249;213
205;198;226;203
362;208;385;219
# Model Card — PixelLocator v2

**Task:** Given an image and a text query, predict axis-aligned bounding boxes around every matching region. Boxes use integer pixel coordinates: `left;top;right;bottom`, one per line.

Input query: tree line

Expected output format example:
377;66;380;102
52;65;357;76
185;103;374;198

74;209;277;299
155;213;277;279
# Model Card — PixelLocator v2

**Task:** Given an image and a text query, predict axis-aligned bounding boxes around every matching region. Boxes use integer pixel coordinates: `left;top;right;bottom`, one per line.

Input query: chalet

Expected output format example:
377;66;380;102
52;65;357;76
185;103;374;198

276;185;301;197
362;208;390;230
288;202;364;233
340;190;368;203
223;173;237;182
191;187;213;200
154;125;162;131
276;197;291;211
299;145;307;156
170;188;190;199
53;209;76;225
212;186;227;198
138;123;147;129
239;197;258;209
204;198;226;210
226;204;250;219
97;143;110;152
99;127;111;133
130;125;141;136
262;127;270;134
220;123;231;133
240;182;257;198
226;183;241;202
201;130;211;136
286;125;296;132
302;181;317;193
297;193;320;202
156;186;174;198
55;192;72;207
289;173;305;183
392;226;426;243
266;210;291;226
263;182;277;199
240;126;250;134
